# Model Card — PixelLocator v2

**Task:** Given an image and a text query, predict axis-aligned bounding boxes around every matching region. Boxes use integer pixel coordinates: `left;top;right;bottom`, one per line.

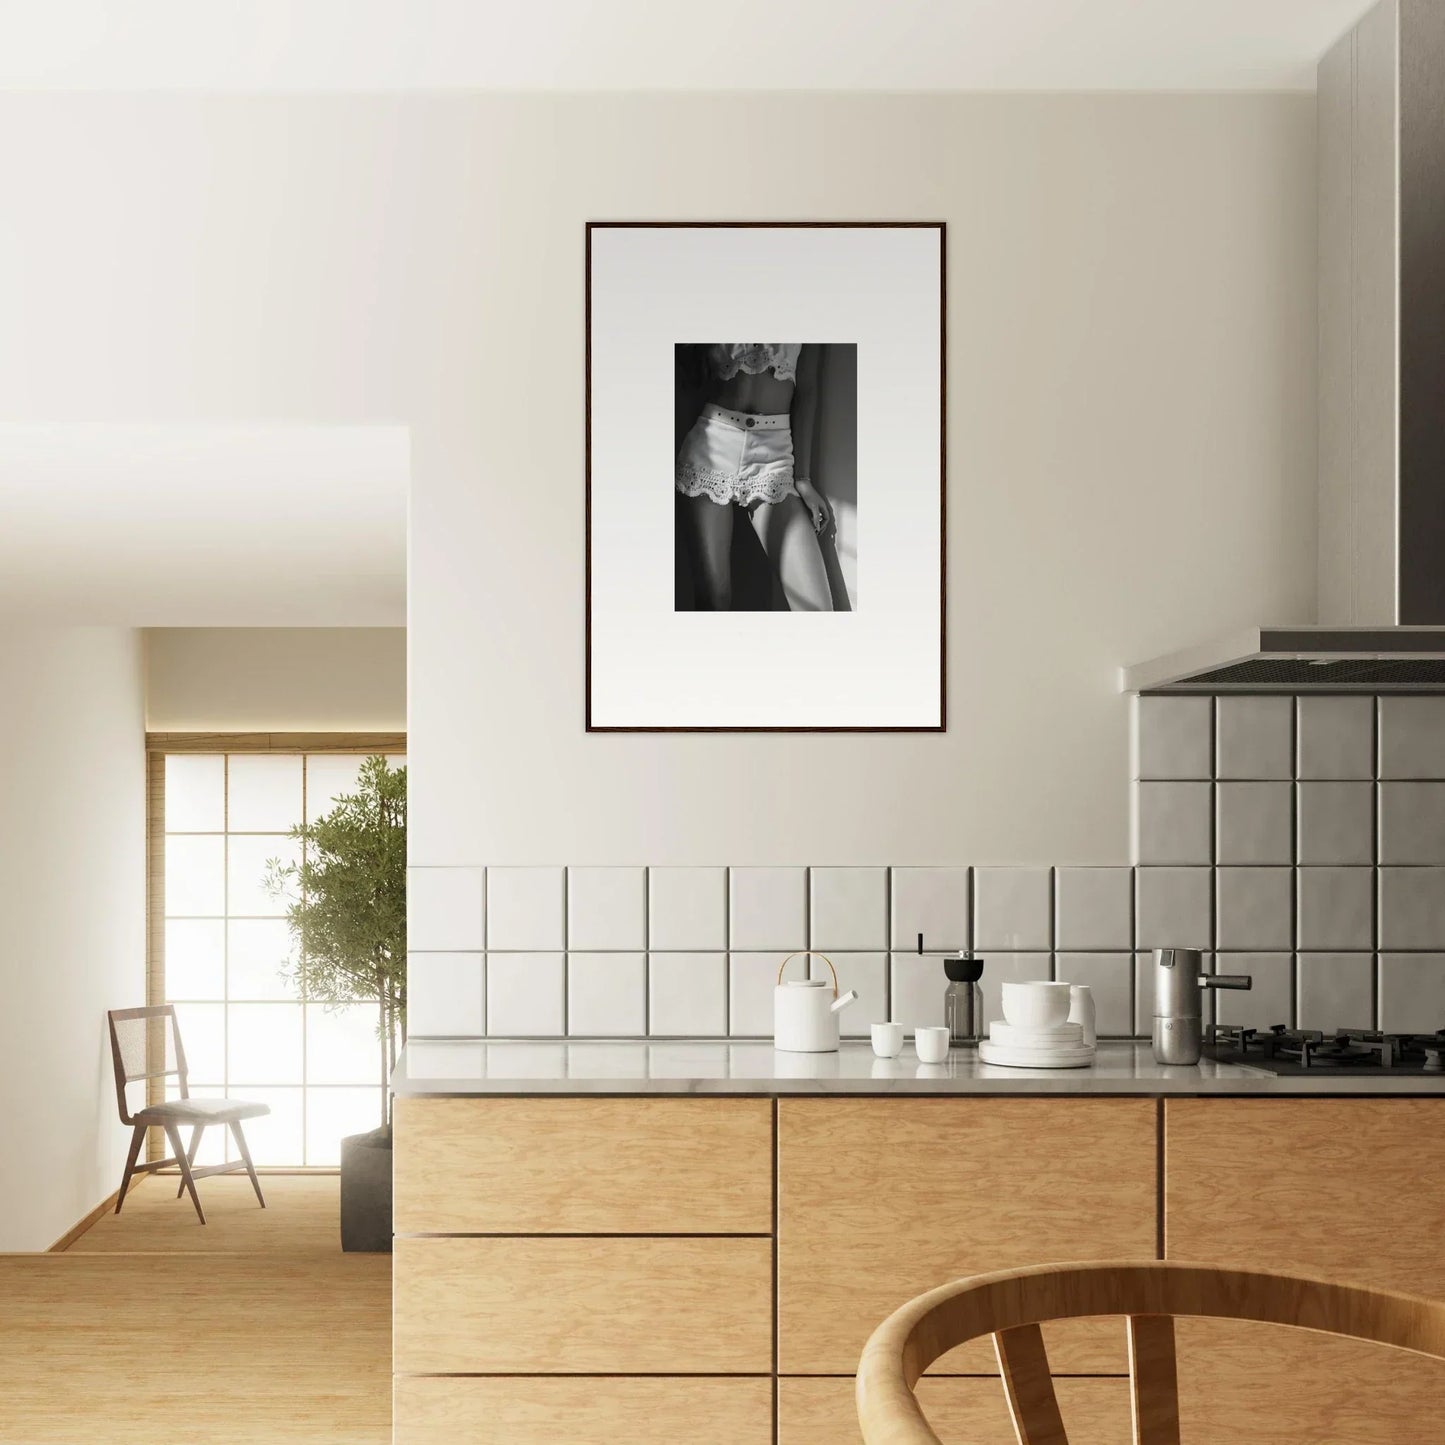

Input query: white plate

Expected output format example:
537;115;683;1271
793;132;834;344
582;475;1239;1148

978;1039;1096;1070
989;1021;1084;1048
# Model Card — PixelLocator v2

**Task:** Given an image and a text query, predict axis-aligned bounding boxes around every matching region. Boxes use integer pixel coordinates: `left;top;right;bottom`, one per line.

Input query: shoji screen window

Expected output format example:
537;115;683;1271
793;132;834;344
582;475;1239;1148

161;749;401;1167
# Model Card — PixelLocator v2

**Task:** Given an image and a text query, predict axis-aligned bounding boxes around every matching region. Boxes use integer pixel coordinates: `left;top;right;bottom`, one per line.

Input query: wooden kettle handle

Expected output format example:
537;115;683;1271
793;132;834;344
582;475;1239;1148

777;951;839;997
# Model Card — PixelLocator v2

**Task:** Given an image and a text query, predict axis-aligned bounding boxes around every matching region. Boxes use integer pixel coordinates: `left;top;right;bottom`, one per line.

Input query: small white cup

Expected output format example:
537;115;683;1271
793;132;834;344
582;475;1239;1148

871;1022;905;1058
914;1026;951;1064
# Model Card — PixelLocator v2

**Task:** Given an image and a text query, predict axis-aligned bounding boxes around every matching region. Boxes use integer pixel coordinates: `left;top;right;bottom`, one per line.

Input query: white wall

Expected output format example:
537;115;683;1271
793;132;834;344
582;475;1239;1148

0;628;145;1250
0;92;1317;867
146;627;407;731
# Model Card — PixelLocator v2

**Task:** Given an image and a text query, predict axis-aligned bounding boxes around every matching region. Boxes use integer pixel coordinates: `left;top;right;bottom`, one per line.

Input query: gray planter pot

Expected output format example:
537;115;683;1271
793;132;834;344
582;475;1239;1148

340;1126;393;1253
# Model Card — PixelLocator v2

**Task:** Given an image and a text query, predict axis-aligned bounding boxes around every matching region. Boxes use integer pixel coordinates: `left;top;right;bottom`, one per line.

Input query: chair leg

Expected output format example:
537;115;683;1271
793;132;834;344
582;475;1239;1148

114;1123;146;1215
230;1119;266;1209
177;1123;204;1198
164;1123;206;1224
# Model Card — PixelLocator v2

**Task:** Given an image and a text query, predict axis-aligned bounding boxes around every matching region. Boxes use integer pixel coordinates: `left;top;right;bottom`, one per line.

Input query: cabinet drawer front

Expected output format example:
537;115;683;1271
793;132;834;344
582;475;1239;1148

1166;1099;1445;1292
394;1237;772;1374
394;1096;772;1234
395;1377;773;1445
778;1098;1157;1374
1178;1321;1445;1444
779;1376;1131;1445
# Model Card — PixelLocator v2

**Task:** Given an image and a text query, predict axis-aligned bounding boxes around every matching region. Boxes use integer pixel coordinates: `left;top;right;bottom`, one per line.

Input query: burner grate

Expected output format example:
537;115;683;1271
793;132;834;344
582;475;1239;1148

1206;1024;1445;1073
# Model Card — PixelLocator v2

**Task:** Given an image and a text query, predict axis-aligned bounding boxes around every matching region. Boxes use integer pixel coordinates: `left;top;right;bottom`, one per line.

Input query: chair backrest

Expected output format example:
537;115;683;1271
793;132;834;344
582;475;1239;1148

855;1260;1445;1445
107;1005;189;1125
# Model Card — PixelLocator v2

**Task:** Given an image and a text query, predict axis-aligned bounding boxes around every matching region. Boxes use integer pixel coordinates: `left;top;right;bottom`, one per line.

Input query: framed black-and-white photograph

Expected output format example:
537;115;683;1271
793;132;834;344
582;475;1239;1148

586;222;945;731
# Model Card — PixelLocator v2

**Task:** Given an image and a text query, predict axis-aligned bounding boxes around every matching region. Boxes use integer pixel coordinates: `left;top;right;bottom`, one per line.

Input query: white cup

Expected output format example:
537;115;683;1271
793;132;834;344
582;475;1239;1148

914;1026;951;1064
871;1022;905;1058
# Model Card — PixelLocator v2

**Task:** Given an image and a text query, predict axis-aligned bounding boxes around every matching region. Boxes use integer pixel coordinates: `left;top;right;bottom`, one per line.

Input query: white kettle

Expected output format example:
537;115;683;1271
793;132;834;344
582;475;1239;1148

774;952;858;1053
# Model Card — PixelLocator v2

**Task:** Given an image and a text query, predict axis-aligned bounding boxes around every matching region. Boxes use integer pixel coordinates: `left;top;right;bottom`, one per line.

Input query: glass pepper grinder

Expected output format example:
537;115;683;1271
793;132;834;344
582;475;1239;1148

943;953;985;1047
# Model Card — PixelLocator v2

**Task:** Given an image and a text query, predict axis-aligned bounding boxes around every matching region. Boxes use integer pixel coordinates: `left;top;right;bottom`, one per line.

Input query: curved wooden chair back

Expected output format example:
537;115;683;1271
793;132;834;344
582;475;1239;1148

856;1260;1445;1445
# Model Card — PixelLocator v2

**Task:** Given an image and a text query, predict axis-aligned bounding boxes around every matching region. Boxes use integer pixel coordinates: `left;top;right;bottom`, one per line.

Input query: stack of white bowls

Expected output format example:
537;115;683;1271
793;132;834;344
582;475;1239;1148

978;981;1096;1069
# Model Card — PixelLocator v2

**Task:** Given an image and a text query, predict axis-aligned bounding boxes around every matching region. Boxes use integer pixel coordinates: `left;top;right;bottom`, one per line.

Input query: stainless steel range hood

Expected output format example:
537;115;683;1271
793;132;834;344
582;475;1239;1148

1123;628;1445;694
1124;0;1445;695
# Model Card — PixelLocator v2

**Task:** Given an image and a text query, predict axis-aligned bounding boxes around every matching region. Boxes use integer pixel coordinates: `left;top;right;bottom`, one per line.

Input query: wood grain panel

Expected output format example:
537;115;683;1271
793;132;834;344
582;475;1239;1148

778;1376;1131;1445
1164;1100;1445;1293
394;1377;773;1444
393;1236;772;1373
1166;1099;1445;1439
1176;1322;1445;1444
393;1096;773;1234
778;1098;1156;1374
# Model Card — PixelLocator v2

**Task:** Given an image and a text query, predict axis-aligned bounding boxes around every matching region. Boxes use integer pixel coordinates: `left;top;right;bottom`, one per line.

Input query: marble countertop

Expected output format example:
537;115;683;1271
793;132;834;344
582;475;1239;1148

391;1039;1445;1096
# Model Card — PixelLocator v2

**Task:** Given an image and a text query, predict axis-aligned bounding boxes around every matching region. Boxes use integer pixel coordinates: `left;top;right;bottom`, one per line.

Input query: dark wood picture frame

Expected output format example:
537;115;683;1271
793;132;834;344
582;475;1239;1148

585;220;947;733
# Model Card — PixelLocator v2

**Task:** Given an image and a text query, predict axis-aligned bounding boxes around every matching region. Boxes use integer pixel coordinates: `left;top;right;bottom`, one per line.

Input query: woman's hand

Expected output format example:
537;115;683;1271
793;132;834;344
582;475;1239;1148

795;479;832;537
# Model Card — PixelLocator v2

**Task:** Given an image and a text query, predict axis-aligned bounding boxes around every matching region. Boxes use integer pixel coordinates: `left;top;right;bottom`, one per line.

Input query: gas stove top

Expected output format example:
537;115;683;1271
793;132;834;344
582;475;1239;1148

1205;1024;1445;1076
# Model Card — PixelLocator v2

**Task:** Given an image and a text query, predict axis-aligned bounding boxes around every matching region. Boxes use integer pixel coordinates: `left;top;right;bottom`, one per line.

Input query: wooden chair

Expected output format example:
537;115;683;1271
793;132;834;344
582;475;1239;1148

107;1005;270;1225
855;1260;1445;1444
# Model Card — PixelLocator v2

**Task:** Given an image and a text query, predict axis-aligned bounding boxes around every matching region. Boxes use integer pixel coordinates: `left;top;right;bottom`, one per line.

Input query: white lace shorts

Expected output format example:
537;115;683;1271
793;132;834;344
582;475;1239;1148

675;404;796;507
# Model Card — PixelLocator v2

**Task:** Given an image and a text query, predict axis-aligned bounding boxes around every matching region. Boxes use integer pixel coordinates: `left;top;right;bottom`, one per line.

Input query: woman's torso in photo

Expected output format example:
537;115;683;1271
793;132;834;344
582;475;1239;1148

704;342;799;414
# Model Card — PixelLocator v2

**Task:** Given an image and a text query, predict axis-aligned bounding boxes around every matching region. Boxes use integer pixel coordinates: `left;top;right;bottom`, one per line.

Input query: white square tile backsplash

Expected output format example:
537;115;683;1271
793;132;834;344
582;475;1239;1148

407;866;485;952
1379;953;1445;1032
1379;868;1445;950
729;867;807;952
973;868;1052;950
567;952;646;1036
1215;782;1293;866
1296;782;1374;865
1216;696;1293;779
567;867;646;951
1296;867;1374;951
1378;697;1445;779
487;867;566;951
1136;868;1212;951
1133;695;1212;780
809;868;887;952
648;867;727;951
407;952;484;1036
1378;783;1445;864
889;867;969;951
1134;783;1213;865
648;953;727;1036
1296;695;1374;780
487;952;564;1036
418;695;1445;1043
1054;868;1132;951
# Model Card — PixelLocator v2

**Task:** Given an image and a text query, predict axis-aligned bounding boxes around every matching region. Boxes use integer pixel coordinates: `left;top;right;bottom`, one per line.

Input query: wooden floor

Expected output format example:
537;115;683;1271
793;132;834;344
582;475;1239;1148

0;1174;391;1443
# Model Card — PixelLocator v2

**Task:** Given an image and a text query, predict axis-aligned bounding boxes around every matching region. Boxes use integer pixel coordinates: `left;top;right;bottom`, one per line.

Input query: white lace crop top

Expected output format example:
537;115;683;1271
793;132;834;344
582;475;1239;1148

705;343;801;383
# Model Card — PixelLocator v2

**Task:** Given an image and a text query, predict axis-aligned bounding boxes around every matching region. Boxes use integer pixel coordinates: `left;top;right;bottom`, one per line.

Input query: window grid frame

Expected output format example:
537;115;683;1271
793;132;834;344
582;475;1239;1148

147;732;405;1169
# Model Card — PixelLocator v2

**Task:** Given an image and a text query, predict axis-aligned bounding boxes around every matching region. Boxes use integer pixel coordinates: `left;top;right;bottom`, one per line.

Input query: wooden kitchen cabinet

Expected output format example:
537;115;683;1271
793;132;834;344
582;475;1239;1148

394;1377;774;1445
1165;1099;1445;1439
393;1096;772;1234
777;1098;1157;1375
779;1376;1132;1445
393;1235;773;1374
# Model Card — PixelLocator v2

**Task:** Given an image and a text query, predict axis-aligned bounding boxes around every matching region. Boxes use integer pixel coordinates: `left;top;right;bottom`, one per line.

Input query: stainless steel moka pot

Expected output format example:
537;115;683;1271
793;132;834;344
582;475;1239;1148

1151;947;1252;1065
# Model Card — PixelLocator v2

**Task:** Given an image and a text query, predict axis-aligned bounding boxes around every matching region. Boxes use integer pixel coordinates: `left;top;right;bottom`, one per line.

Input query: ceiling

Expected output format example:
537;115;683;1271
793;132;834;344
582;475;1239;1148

0;0;1376;92
0;425;408;626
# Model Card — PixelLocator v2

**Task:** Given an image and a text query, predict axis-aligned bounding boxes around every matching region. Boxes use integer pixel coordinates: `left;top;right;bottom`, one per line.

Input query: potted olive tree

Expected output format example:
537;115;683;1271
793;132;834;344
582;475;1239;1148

265;755;406;1252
